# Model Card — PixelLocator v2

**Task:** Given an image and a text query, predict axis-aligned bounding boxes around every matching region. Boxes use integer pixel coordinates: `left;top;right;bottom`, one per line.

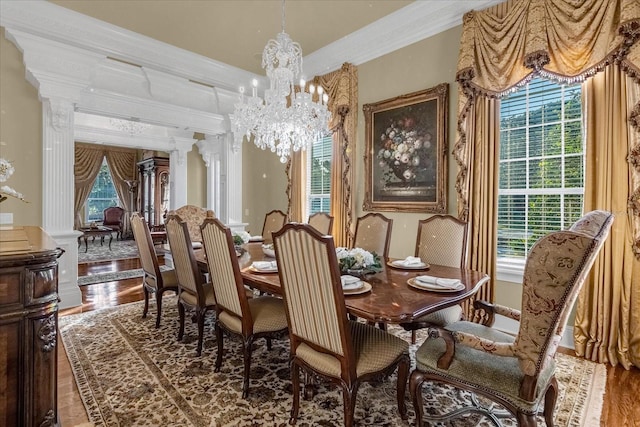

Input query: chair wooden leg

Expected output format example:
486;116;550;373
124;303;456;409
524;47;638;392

342;382;359;427
177;302;185;341
411;330;417;344
516;412;538;427
155;289;164;329
214;323;224;372
409;369;427;427
242;336;254;398
196;309;206;356
544;377;558;427
142;286;150;319
214;319;224;372
396;356;410;420
289;361;301;425
266;337;272;350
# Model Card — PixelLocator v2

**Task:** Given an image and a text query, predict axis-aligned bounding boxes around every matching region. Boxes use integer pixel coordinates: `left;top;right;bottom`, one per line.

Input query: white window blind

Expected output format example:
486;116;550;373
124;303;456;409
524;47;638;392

498;78;584;262
306;135;332;215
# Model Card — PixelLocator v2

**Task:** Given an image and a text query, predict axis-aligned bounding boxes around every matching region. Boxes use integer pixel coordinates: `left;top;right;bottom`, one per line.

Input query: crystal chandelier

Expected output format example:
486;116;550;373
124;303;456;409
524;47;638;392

231;0;331;163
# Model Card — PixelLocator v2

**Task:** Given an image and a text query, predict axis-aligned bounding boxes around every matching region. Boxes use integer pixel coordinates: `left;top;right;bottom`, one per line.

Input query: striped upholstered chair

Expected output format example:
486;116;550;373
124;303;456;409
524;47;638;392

307;212;334;235
165;212;216;356
401;214;468;343
261;209;287;243
410;210;613;426
131;212;178;328
273;223;410;427
353;212;393;260
200;214;288;398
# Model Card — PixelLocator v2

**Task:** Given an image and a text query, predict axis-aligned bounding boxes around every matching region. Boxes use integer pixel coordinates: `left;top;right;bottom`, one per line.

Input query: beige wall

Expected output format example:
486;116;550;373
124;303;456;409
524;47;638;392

242;141;289;236
0;29;43;226
356;26;461;259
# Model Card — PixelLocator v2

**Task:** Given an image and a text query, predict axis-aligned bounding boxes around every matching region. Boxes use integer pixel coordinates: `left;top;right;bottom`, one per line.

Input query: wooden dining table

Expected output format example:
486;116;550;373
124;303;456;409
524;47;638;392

193;242;490;325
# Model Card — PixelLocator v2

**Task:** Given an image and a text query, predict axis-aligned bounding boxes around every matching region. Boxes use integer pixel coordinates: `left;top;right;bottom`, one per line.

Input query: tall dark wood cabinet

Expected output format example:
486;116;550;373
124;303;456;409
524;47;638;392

0;227;63;427
138;157;170;228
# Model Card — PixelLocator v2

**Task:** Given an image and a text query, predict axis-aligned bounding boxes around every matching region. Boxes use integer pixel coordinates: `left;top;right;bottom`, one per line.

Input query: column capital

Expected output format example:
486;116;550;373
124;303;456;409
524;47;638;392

169;137;195;166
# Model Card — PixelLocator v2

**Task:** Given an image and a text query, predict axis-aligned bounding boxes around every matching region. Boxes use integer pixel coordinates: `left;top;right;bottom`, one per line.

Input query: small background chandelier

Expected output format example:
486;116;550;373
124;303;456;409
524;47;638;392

232;0;331;163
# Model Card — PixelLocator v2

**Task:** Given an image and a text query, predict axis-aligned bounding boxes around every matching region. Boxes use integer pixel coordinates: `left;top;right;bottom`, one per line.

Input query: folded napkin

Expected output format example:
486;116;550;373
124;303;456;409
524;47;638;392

415;275;462;289
341;275;363;290
401;256;423;266
192;242;203;249
249;235;264;242
252;261;277;271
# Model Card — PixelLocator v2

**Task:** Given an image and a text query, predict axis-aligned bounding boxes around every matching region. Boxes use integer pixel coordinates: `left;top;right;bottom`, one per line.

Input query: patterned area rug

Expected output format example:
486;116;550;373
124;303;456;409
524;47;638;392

77;239;141;264
59;298;606;427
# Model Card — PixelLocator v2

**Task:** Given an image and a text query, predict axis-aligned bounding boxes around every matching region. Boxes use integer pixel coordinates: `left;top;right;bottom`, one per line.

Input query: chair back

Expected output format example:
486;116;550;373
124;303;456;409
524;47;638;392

274;223;350;358
165;212;208;305
200;215;248;322
308;212;334;235
262;210;287;243
103;206;124;227
515;210;613;377
353;213;393;259
415;215;467;268
130;212;163;287
174;205;210;243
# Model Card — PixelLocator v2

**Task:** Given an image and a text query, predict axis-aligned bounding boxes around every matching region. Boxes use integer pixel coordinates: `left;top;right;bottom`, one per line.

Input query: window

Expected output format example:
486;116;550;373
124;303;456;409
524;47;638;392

306;135;332;215
85;159;120;223
497;78;584;276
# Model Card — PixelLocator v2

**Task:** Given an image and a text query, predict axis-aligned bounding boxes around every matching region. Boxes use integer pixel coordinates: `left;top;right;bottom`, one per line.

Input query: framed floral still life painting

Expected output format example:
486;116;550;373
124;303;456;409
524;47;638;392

363;83;448;213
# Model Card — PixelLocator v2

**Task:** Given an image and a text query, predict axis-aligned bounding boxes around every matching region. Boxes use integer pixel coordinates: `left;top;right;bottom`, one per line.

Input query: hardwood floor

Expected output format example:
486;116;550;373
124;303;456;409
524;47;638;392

58;258;640;427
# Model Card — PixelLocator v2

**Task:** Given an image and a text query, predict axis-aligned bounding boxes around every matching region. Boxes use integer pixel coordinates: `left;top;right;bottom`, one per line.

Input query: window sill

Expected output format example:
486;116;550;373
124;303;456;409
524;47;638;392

496;258;525;284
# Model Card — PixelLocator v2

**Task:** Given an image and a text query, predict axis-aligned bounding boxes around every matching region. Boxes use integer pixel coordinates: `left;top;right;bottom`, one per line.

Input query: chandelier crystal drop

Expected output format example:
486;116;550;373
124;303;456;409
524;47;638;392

231;0;331;163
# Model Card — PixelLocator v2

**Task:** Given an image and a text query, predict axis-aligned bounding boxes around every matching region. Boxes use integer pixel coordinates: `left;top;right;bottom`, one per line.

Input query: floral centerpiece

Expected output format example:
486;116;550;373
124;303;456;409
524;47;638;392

336;247;382;276
232;230;251;247
376;117;434;185
0;158;27;203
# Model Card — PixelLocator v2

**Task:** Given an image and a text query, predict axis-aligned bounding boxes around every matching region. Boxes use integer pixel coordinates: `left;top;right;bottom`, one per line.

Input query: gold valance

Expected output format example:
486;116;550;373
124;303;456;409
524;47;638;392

457;0;640;97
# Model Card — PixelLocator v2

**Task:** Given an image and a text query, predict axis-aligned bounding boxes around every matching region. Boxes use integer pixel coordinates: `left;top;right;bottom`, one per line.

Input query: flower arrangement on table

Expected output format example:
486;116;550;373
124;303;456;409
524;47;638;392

336;247;382;276
0;158;28;203
376;117;434;185
232;230;251;247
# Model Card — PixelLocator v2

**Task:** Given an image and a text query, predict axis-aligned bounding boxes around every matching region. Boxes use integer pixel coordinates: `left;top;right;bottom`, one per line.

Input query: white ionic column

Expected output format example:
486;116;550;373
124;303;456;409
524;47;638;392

221;132;245;232
168;137;194;210
196;135;223;219
42;98;83;308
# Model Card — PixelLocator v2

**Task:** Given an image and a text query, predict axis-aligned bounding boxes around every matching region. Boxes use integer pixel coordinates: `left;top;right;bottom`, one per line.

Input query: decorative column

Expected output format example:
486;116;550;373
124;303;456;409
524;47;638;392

196;135;222;218
168;137;194;210
42;98;83;308
221;131;245;233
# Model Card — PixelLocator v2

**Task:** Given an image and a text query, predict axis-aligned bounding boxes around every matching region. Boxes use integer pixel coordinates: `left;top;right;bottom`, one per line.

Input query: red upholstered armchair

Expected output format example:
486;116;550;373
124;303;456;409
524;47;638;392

102;206;125;240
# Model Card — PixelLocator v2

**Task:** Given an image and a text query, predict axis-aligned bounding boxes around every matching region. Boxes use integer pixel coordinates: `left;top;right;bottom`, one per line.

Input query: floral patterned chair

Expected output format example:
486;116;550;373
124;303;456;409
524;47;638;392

409;210;614;426
307;212;333;235
173;205;212;244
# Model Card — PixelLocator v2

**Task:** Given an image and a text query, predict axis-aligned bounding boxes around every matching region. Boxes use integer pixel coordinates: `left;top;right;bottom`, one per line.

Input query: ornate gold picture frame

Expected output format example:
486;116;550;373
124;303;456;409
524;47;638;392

363;84;448;213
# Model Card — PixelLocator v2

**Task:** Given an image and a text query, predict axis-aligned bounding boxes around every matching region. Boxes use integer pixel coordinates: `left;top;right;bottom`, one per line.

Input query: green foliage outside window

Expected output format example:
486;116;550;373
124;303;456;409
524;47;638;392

86;161;119;222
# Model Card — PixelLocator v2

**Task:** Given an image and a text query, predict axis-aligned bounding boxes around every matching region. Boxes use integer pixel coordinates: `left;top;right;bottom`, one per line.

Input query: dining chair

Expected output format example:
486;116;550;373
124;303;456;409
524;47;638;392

353;212;393;260
165;211;216;356
410;210;614;427
130;212;178;328
401;214;467;343
200;215;288;398
273;223;410;427
307;212;334;235
261;209;287;243
174;204;210;243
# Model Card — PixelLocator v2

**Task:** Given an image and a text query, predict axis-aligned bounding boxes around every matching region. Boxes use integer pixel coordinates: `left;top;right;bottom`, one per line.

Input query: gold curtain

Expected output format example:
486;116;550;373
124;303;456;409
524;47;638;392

105;147;138;236
74;144;104;229
455;0;640;344
287;63;358;247
574;66;640;369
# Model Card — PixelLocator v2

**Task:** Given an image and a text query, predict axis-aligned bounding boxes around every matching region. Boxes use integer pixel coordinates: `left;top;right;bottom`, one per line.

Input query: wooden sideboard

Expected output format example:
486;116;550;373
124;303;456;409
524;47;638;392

0;227;63;427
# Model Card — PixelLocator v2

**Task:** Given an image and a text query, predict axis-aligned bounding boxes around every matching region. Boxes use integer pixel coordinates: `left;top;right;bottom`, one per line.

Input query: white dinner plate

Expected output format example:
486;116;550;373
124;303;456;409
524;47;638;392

250;261;278;273
407;277;464;292
343;281;372;295
387;260;430;270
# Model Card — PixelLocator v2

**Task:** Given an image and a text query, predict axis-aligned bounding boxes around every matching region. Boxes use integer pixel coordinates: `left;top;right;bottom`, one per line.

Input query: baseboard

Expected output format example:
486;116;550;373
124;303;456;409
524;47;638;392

493;315;575;350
